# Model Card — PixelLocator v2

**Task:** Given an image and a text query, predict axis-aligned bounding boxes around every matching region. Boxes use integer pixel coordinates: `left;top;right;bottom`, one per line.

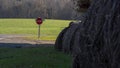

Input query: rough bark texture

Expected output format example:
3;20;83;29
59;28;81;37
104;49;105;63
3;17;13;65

62;22;79;53
54;27;69;51
55;22;79;52
55;0;120;68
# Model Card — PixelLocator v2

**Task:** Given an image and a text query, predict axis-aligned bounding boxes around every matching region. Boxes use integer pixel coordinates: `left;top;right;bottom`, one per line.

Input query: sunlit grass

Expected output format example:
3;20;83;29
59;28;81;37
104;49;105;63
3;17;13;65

0;19;71;40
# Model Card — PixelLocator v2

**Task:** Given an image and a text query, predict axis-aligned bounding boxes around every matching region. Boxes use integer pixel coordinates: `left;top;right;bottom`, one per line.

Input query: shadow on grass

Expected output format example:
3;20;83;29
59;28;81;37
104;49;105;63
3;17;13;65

0;43;54;48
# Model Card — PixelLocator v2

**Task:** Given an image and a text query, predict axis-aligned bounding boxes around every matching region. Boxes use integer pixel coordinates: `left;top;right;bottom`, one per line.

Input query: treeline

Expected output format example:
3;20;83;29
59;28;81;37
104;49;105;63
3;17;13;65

0;0;81;20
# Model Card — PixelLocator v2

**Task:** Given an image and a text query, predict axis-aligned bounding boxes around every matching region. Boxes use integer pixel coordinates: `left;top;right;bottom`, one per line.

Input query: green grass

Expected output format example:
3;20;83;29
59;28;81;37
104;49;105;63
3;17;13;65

0;47;72;68
0;19;71;40
0;19;72;68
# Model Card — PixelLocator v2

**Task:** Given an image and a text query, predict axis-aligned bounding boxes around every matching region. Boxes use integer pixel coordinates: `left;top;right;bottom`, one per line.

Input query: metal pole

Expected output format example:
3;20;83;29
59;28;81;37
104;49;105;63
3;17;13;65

38;25;40;40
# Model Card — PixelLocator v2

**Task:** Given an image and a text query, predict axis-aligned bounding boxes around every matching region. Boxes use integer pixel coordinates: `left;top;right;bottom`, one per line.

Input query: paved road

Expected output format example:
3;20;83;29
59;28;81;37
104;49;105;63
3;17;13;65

0;34;54;48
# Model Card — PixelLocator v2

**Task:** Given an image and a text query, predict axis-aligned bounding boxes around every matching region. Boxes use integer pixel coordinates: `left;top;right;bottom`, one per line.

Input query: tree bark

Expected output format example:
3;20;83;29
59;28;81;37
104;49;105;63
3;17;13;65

55;0;120;68
72;0;120;68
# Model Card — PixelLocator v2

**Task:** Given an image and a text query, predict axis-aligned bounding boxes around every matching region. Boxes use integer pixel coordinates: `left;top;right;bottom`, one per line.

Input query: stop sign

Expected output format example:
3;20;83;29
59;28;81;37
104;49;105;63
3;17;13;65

36;17;42;25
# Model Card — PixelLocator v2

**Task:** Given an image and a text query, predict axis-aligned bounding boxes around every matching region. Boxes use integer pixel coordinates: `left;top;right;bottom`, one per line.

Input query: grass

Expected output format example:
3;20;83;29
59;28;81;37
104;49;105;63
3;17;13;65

0;19;71;40
0;19;72;68
0;47;72;68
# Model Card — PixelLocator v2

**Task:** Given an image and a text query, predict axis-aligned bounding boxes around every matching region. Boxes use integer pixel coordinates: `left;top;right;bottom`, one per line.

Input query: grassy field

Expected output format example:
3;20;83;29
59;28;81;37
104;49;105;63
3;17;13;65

0;19;72;68
0;19;71;40
0;47;72;68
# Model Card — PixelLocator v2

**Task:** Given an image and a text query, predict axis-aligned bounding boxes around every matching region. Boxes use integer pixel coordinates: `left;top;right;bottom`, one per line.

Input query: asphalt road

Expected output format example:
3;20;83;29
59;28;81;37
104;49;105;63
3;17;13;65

0;34;54;48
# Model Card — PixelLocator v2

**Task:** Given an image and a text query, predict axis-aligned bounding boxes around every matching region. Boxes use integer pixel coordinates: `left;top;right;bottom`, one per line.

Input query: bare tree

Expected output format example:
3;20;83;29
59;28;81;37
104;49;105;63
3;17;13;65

0;0;77;19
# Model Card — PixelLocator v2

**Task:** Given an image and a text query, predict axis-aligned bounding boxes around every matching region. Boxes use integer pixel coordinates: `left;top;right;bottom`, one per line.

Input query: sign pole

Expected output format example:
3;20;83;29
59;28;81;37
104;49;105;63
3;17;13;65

36;17;43;44
38;25;40;39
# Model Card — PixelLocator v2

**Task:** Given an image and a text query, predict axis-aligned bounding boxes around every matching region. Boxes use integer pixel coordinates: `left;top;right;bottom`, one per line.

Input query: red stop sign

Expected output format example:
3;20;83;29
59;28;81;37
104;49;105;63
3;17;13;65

36;17;42;25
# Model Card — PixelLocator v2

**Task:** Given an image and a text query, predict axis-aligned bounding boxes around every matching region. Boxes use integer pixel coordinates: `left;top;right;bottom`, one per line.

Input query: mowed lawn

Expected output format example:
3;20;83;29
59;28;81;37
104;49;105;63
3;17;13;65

0;19;71;40
0;19;72;68
0;47;72;68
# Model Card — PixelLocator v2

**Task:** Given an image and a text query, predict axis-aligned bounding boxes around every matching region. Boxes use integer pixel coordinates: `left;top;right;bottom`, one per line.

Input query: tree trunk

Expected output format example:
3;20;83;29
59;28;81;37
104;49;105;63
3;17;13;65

55;0;120;68
73;0;120;68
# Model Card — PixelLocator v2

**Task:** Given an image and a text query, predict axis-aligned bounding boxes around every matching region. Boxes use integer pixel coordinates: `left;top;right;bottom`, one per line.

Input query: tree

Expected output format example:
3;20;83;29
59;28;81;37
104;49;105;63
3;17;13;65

72;0;92;12
0;0;76;19
55;0;120;68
